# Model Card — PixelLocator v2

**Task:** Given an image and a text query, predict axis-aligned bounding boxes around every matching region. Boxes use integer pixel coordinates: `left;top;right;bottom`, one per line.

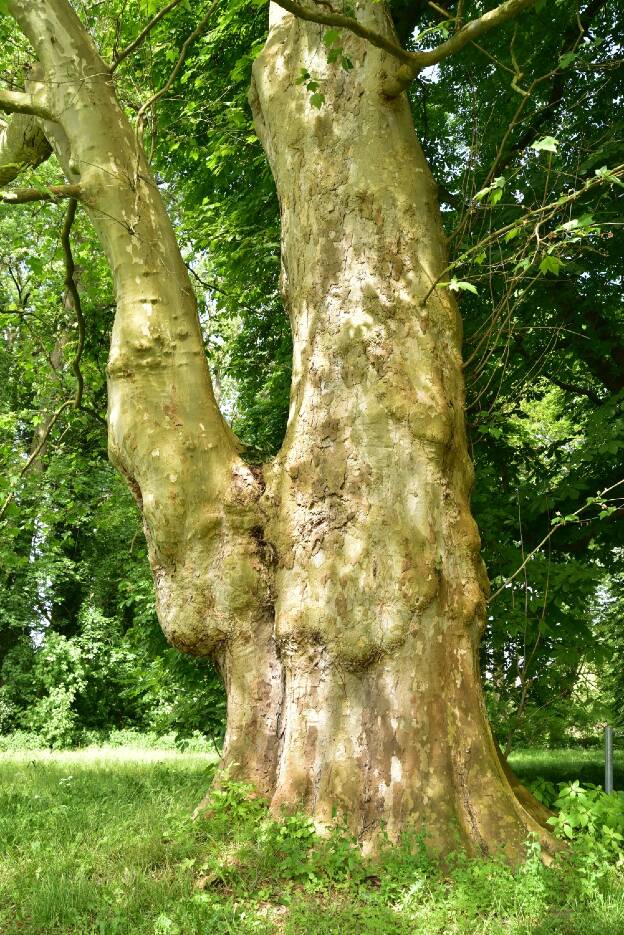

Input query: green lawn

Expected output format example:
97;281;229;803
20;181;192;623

510;746;624;788
0;746;623;934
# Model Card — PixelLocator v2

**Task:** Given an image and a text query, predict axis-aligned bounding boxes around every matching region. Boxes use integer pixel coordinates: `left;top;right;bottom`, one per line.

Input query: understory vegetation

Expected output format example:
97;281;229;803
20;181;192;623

0;747;623;935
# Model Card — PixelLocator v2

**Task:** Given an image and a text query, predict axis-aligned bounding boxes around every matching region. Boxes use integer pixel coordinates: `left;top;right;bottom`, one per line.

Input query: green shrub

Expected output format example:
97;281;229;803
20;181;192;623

530;776;624;861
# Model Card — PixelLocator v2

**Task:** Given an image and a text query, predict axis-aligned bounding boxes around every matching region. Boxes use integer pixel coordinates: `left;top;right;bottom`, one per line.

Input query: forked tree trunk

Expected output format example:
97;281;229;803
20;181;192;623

8;0;555;860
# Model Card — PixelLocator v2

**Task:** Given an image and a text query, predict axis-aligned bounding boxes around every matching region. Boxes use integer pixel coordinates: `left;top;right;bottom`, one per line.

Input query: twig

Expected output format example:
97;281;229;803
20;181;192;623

489;478;624;603
112;0;185;71
136;0;220;143
0;400;73;520
0;201;90;519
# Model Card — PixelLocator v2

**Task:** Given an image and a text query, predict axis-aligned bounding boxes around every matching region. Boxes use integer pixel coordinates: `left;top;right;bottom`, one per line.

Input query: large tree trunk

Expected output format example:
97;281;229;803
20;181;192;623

246;2;555;858
8;0;555;860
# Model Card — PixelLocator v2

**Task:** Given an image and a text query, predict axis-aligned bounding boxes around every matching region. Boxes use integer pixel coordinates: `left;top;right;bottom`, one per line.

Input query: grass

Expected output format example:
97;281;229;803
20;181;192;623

0;746;622;934
509;746;624;788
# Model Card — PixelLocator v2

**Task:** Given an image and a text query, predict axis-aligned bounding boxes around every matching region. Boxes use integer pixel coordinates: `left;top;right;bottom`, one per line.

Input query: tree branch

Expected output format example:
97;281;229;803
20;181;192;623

271;0;537;95
0;183;82;204
61;198;85;408
272;0;416;67
419;0;536;69
0;88;53;120
491;0;609;178
112;0;185;71
0;113;52;187
136;0;220;139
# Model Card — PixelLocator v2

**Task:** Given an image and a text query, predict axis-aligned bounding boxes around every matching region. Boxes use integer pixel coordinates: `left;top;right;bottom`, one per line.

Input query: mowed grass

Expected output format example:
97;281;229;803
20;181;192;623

509;746;624;788
0;746;623;935
0;748;225;934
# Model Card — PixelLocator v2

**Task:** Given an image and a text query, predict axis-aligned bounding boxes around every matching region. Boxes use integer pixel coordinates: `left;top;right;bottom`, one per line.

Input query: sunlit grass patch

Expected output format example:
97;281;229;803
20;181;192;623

510;746;624;788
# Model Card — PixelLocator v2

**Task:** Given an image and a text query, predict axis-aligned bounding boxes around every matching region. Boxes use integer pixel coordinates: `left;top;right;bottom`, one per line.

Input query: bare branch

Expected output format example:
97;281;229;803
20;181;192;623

0;183;82;204
112;0;185;71
136;0;220;136
61;198;85;408
271;0;537;95
0;88;53;120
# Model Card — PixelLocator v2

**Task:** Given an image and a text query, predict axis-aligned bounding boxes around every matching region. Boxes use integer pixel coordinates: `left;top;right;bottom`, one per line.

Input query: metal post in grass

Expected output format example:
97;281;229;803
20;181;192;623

605;725;614;794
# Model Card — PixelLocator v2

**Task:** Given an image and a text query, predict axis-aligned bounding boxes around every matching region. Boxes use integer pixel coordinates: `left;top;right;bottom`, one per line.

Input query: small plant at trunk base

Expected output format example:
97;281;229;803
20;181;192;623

529;776;624;860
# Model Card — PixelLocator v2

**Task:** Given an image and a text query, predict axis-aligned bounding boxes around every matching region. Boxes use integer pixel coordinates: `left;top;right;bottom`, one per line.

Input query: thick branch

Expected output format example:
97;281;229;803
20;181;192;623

272;0;416;66
271;0;536;94
0;183;82;203
0;88;53;120
0;113;52;187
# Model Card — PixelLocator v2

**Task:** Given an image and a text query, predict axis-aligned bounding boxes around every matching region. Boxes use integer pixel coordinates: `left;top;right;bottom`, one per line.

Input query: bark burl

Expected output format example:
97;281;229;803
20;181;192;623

3;0;555;860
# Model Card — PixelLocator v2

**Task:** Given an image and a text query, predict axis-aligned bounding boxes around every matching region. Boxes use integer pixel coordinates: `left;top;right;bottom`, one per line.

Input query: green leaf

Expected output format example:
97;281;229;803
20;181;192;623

532;136;559;154
595;165;624;188
341;56;354;71
323;29;341;47
310;92;325;109
474;186;492;202
447;277;478;295
504;227;520;242
539;254;563;276
558;51;577;69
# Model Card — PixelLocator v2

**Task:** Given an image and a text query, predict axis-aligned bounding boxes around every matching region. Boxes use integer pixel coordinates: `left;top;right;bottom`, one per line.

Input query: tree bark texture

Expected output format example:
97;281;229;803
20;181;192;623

0;110;51;186
7;0;556;859
247;1;555;858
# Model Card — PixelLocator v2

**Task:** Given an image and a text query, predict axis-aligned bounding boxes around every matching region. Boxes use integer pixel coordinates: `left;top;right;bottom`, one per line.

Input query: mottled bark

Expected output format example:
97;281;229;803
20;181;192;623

245;2;556;857
7;0;280;782
7;0;556;860
0;111;51;186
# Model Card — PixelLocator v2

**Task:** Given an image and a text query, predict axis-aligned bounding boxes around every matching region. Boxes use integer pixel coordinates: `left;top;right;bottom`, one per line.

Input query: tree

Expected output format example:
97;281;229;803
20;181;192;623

1;0;603;859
